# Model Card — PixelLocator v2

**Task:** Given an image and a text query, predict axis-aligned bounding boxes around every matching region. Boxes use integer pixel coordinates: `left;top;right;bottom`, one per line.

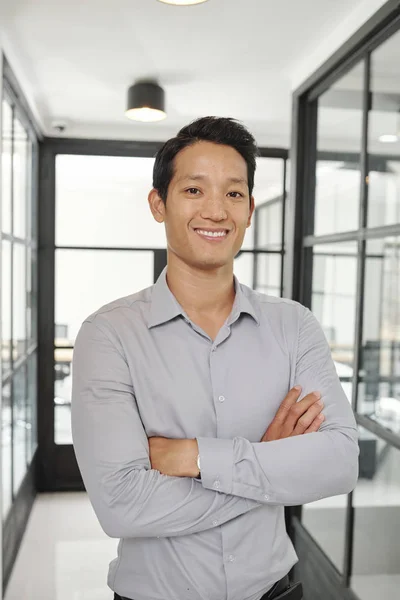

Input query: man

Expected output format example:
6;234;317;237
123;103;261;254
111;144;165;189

71;117;359;600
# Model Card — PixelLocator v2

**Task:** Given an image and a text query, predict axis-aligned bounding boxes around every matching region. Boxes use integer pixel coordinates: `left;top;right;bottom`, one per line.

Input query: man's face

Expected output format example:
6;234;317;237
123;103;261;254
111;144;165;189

149;141;255;272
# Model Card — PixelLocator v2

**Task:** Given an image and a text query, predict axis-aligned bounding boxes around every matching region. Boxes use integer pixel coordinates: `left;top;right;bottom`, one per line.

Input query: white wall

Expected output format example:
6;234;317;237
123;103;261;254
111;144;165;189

290;0;390;90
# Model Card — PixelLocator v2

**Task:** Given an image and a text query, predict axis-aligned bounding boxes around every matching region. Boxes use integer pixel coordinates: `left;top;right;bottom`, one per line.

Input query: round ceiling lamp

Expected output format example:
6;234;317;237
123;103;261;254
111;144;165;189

157;0;208;5
125;82;166;123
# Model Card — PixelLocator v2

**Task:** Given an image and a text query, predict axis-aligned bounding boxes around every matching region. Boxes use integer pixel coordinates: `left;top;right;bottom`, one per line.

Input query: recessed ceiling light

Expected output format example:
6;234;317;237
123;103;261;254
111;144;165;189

125;82;167;123
157;0;208;5
379;134;399;143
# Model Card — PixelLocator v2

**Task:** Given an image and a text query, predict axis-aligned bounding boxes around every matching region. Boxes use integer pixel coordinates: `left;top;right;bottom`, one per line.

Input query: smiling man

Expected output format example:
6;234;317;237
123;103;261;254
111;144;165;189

71;117;359;600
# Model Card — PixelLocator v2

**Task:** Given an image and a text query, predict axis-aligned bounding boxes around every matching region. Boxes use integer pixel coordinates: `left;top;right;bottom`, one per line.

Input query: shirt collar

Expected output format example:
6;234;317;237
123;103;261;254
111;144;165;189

147;267;260;329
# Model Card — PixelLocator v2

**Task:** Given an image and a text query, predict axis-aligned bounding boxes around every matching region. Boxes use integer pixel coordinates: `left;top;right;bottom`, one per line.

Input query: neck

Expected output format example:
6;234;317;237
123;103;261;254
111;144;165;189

165;254;236;317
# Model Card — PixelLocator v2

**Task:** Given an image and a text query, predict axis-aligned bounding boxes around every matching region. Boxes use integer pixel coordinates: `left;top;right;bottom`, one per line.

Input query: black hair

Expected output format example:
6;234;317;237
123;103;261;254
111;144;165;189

152;116;259;203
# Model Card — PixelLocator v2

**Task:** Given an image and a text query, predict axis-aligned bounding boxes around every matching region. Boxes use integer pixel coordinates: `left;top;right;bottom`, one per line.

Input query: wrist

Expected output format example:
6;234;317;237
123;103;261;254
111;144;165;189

186;439;200;477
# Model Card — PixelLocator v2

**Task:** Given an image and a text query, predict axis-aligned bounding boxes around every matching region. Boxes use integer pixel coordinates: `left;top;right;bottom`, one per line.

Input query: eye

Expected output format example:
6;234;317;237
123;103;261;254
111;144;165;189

228;191;244;198
186;187;200;195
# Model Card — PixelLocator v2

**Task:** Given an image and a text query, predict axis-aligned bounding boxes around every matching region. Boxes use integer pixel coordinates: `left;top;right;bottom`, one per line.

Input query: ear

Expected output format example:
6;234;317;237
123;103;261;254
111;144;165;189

148;188;166;223
247;196;255;228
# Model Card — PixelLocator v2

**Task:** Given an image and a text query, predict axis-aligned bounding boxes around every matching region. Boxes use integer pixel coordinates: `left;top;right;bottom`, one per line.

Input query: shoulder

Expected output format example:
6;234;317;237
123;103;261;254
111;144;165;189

81;285;153;333
241;283;306;321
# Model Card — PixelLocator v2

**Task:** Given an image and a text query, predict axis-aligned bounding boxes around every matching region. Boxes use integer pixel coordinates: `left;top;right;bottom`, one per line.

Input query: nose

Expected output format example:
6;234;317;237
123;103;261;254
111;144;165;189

200;193;228;221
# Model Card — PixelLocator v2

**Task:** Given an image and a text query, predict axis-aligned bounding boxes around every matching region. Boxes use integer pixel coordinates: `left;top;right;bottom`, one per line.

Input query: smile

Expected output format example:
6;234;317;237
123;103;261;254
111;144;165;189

194;229;229;240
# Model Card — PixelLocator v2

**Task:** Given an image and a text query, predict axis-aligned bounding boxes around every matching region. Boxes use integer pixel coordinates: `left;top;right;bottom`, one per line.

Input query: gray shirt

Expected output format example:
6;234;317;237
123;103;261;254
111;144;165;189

71;268;359;600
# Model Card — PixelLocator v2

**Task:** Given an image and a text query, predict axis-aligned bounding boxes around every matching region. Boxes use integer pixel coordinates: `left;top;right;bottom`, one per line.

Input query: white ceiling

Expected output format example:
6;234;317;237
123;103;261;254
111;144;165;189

0;0;390;145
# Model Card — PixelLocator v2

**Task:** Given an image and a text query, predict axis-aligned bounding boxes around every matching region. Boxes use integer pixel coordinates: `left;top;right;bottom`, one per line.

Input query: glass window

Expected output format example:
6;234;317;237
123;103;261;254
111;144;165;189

55;155;166;248
55;353;73;445
13;116;28;239
314;62;364;236
302;241;358;572
1;98;12;235
257;201;283;250
234;253;254;288
55;249;154;346
242;156;284;251
27;248;38;345
2;383;12;520
2;240;12;379
255;253;281;296
351;429;400;599
13;366;27;494
358;237;400;434
54;249;155;444
368;30;400;228
13;243;27;362
27;352;37;460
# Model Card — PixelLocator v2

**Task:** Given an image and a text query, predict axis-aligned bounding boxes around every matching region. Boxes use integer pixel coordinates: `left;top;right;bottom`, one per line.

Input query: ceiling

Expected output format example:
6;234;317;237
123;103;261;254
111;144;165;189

0;0;387;145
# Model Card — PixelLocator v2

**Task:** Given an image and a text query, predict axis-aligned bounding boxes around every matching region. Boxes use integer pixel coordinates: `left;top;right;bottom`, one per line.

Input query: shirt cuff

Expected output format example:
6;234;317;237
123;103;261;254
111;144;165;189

196;437;234;494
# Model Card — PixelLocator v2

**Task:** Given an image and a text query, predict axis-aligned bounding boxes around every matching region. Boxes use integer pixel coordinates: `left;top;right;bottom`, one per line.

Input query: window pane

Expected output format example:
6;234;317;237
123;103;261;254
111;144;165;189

54;250;154;444
55;155;166;248
13;366;27;494
234;253;254;288
255;253;281;296
55;249;154;346
351;430;400;599
302;241;358;572
368;30;400;228
2;383;12;520
13;116;28;239
315;62;364;235
257;201;283;250
249;157;284;251
13;243;27;362
1;99;12;234
55;353;73;445
27;352;37;461
26;138;33;240
27;248;38;345
2;240;12;379
358;237;400;435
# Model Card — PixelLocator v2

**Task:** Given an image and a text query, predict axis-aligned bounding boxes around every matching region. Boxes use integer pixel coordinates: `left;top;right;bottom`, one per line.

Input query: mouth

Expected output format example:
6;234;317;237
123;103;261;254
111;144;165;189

193;228;230;242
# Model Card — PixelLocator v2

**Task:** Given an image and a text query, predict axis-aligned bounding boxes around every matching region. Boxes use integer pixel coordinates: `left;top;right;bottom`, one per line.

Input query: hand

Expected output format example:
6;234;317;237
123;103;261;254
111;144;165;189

148;437;199;478
261;386;324;442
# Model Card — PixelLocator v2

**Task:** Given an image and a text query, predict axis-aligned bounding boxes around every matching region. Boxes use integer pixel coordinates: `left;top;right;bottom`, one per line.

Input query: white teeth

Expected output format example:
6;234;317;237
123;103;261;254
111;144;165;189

196;229;227;238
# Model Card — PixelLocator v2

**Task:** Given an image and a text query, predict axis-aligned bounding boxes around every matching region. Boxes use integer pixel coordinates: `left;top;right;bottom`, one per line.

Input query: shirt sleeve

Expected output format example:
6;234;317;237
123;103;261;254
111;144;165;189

197;306;359;506
71;318;261;539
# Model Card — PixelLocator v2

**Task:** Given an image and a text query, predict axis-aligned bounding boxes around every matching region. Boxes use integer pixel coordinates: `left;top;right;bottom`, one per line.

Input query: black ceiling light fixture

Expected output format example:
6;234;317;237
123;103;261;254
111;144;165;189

157;0;208;5
125;81;166;123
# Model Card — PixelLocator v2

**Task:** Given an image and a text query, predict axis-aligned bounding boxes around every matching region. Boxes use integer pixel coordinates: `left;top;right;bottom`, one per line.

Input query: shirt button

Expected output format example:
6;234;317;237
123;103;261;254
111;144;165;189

218;395;225;403
212;520;219;526
213;480;220;490
264;494;269;500
211;346;216;352
228;555;235;562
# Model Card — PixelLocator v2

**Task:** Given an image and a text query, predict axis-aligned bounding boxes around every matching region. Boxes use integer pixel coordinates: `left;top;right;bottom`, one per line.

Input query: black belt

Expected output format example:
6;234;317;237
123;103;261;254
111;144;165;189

114;575;303;600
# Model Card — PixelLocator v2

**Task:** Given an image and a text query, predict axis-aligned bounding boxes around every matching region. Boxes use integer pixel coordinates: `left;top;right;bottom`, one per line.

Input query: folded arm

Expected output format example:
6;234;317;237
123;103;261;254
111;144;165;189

71;318;260;539
197;306;359;506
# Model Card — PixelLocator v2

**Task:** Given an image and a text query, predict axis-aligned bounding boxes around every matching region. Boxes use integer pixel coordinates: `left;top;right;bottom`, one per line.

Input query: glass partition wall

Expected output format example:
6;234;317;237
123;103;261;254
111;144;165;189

291;14;400;600
1;75;39;591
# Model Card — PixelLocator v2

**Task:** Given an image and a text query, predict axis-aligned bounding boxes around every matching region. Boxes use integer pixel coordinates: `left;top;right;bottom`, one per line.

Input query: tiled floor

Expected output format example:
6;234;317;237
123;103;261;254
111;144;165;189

4;492;117;600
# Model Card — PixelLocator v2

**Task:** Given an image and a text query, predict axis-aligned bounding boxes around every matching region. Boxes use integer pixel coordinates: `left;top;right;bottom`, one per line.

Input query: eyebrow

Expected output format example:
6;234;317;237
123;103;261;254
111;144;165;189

177;174;248;185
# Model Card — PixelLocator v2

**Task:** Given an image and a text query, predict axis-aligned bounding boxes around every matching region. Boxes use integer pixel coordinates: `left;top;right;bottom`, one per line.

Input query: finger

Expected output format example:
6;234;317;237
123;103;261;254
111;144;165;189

304;413;325;434
272;386;302;425
280;392;322;436
291;402;324;435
